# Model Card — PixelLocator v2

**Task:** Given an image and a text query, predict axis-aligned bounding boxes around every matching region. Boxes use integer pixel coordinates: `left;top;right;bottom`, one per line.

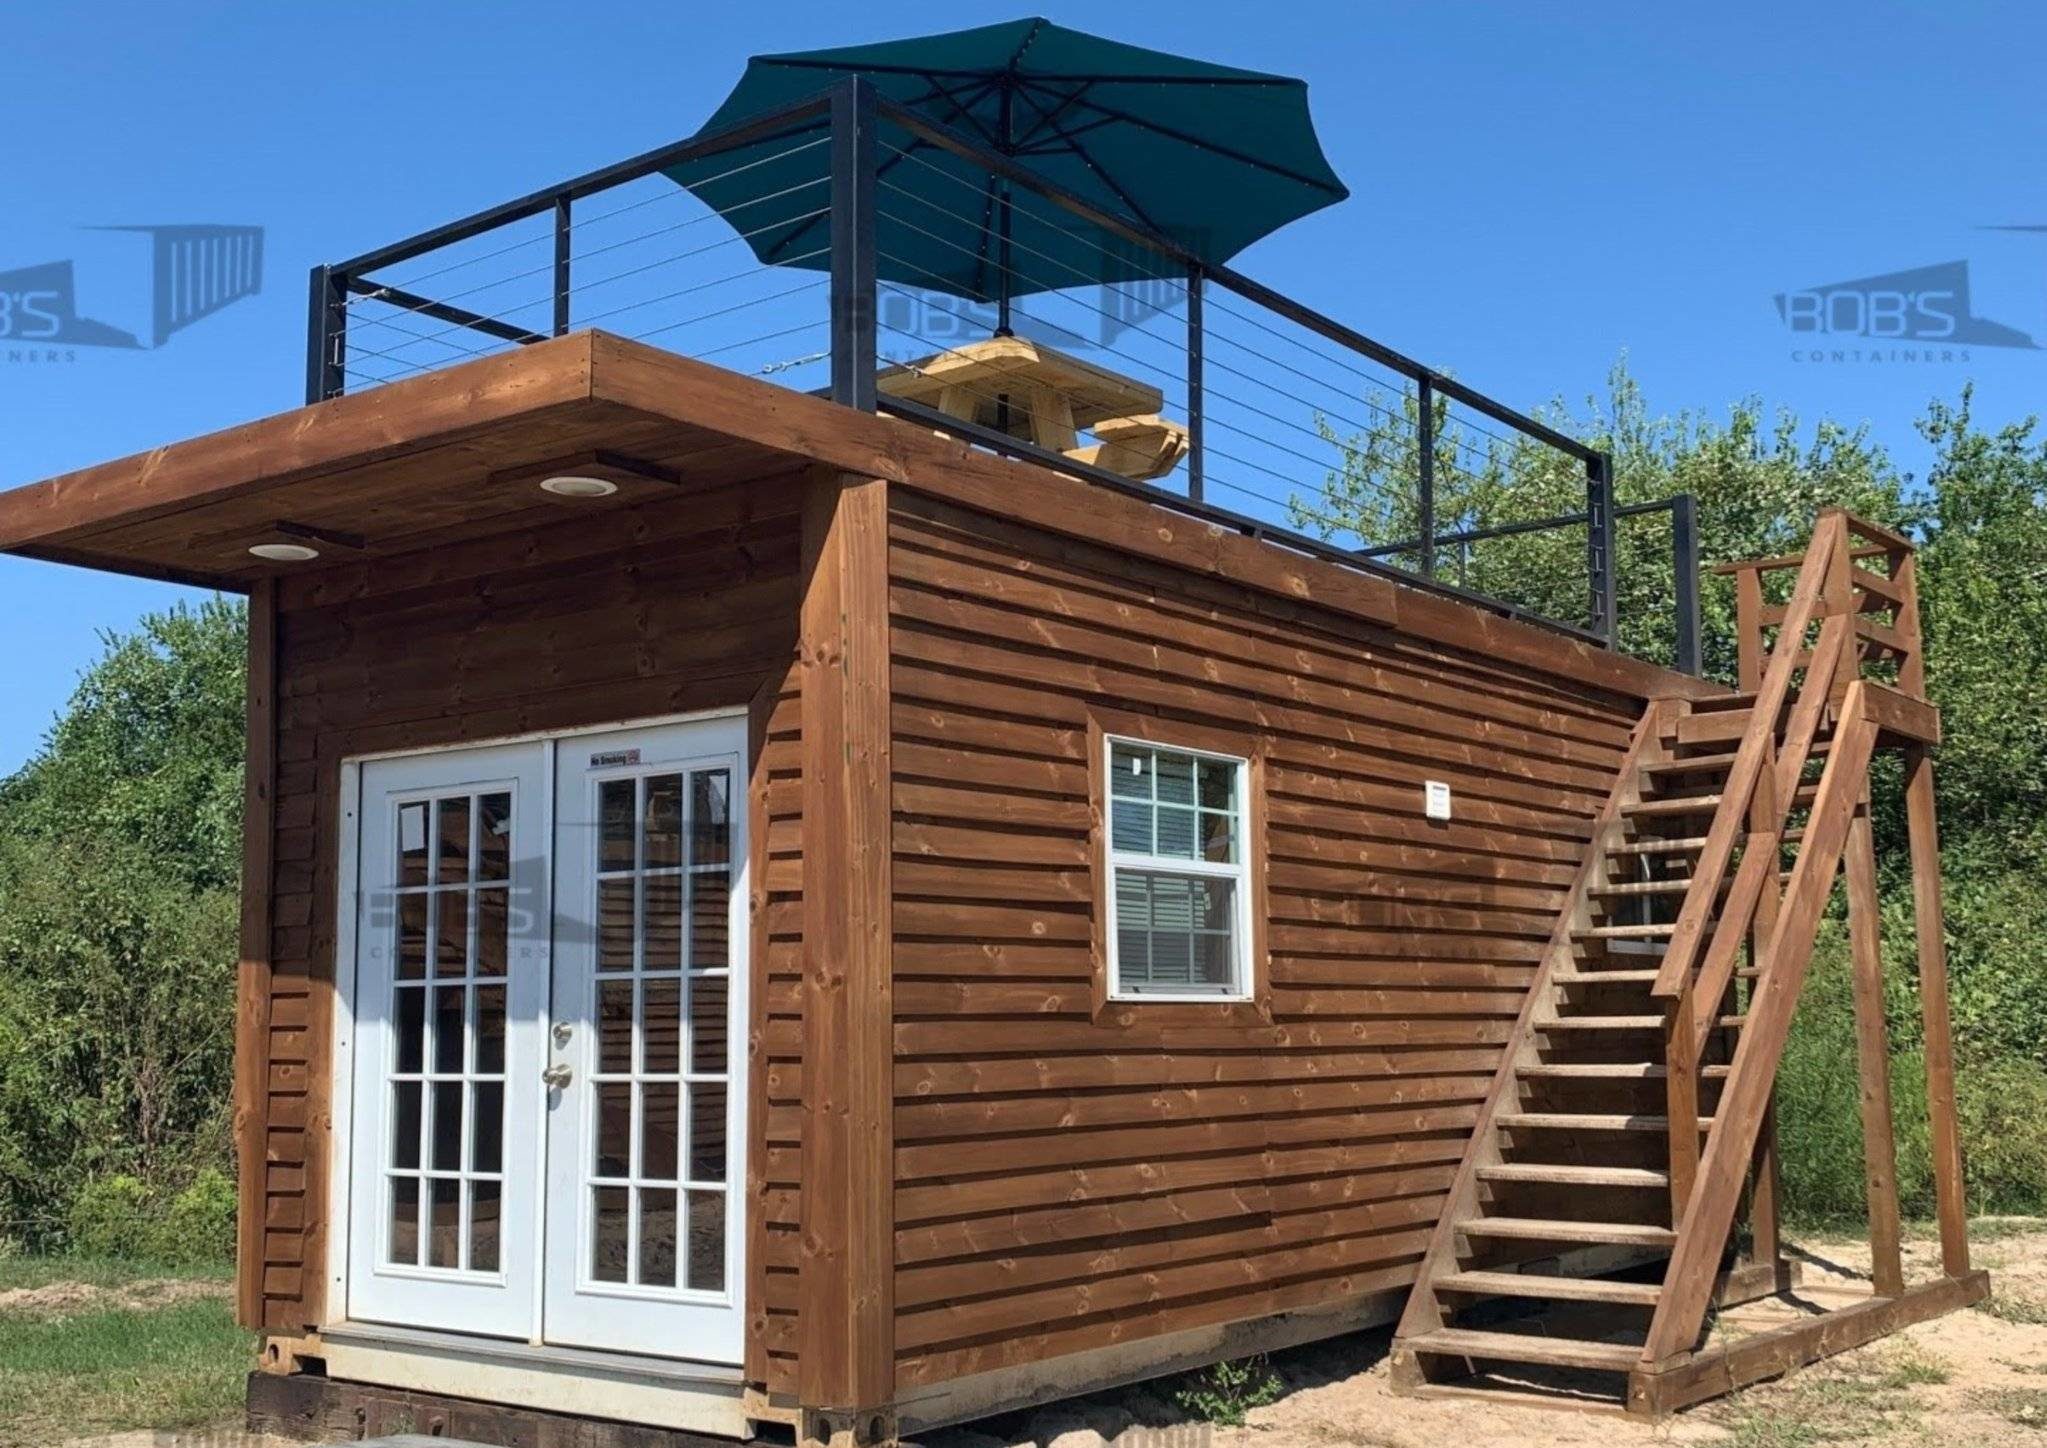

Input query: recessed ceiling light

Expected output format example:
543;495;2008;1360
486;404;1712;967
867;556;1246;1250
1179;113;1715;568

249;542;321;562
540;475;619;499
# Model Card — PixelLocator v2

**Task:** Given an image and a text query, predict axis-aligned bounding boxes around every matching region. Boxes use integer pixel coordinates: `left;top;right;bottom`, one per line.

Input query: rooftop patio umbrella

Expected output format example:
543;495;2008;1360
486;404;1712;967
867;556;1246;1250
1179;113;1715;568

665;17;1349;324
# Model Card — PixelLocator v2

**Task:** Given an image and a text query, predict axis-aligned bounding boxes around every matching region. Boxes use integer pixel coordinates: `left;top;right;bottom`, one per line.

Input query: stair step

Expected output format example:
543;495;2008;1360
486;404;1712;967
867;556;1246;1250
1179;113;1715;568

1457;1217;1679;1248
1540;1015;1746;1031
1478;1163;1671;1188
1496;1112;1711;1132
1518;1062;1731;1080
1404;1326;1644;1372
1645;740;1833;779
1644;752;1739;776
1556;968;1662;983
1576;923;1676;940
1608;835;1708;856
1433;1270;1666;1307
1690;691;1761;714
1590;879;1696;897
1626;793;1726;818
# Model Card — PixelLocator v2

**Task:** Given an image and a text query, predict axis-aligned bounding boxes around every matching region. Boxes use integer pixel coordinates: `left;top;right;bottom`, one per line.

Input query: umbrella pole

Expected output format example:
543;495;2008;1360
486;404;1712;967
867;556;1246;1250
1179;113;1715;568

995;82;1014;338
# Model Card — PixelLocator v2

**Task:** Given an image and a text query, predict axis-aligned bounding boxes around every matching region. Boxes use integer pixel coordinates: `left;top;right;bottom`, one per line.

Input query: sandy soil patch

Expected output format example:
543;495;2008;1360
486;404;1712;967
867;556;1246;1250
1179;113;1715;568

927;1219;2047;1448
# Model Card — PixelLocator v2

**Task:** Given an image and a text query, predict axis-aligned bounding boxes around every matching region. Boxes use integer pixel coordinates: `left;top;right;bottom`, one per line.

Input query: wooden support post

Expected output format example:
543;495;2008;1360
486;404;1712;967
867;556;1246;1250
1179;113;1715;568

1735;568;1763;692
1844;799;1906;1296
1904;745;1970;1277
1665;976;1701;1226
1748;1096;1786;1285
797;471;896;1430
234;579;279;1331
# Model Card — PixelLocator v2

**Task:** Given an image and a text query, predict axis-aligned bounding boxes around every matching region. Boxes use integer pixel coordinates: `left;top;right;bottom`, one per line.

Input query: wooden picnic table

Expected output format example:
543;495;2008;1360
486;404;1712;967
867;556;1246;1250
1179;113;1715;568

878;335;1189;482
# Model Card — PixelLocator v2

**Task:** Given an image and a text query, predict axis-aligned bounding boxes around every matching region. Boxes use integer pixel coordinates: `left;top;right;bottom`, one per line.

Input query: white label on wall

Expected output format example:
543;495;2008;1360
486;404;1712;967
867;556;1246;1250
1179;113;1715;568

590;748;642;769
1424;780;1453;821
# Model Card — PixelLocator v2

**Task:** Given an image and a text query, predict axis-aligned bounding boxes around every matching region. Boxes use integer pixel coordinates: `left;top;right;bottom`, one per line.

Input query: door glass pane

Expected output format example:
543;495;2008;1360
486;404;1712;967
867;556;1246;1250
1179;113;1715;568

470;1179;501;1273
477;792;512;882
580;762;733;1295
427;1177;462;1268
592;1186;629;1284
381;782;516;1281
434;891;469;977
639;1188;678;1288
686;1189;724;1293
389;1177;420;1265
436;796;471;886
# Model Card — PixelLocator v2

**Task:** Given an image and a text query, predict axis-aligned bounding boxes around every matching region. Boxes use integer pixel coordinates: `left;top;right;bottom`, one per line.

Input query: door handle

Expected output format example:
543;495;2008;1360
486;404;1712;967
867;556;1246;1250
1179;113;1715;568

542;1063;573;1090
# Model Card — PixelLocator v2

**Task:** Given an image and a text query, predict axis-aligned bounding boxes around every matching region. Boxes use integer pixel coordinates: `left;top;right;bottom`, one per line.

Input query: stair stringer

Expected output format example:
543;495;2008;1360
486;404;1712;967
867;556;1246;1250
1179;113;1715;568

1637;681;1883;1366
1389;699;1679;1387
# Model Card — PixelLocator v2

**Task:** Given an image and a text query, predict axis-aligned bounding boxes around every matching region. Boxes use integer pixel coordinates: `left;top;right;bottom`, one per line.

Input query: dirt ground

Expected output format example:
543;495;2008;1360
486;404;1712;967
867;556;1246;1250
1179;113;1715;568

932;1219;2047;1448
44;1221;2047;1448
0;1276;229;1317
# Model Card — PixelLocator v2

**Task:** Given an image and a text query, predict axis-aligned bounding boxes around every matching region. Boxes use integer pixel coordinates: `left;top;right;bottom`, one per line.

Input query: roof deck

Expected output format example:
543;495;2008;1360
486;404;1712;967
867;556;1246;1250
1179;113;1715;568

0;77;1704;679
299;78;1703;671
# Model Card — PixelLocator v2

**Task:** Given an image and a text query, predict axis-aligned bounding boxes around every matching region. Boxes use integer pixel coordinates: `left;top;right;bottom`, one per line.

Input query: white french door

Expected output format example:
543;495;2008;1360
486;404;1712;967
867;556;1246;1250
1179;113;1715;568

542;718;748;1357
346;741;550;1335
340;716;748;1362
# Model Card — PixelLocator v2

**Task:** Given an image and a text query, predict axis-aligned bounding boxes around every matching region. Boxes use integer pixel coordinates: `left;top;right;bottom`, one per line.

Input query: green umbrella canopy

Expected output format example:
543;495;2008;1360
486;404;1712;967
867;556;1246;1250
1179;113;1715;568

665;17;1350;306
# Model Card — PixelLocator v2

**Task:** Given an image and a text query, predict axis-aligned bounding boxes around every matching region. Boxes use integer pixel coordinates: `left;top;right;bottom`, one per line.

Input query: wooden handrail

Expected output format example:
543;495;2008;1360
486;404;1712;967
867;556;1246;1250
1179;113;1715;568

1651;514;1846;1004
1682;617;1852;1048
1644;682;1881;1363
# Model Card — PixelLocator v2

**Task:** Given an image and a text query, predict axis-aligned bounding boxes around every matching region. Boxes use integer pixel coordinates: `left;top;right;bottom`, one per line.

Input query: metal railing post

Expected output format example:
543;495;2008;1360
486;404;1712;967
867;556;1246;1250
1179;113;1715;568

553;197;573;337
1586;449;1618;643
829;77;879;411
1416;376;1437;578
304;264;345;405
1185;262;1204;503
1672;491;1703;675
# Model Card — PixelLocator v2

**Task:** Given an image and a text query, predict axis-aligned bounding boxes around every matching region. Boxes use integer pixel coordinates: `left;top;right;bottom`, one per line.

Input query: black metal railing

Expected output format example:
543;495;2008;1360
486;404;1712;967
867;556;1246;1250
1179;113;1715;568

306;76;1701;672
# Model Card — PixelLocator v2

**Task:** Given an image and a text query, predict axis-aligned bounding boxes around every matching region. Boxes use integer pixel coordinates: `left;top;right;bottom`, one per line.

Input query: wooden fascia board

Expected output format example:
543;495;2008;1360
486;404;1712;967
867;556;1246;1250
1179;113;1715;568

0;333;602;553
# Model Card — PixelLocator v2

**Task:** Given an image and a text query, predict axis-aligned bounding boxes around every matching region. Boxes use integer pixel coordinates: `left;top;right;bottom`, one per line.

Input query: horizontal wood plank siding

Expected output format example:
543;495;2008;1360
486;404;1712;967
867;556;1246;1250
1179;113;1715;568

884;491;1642;1389
256;471;806;1399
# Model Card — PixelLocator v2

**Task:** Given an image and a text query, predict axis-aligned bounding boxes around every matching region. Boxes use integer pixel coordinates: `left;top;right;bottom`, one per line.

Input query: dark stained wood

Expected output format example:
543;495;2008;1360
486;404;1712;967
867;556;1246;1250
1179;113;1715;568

235;579;279;1329
884;486;1648;1388
1627;1272;1990;1417
1905;745;1971;1277
1844;801;1905;1297
244;1367;753;1448
796;472;894;1414
1644;684;1881;1363
245;470;803;1348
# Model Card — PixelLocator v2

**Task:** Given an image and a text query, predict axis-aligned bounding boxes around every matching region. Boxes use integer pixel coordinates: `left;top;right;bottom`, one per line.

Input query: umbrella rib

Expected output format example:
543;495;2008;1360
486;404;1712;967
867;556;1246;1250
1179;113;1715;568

1060;92;1348;196
754;134;936;265
1007;81;1172;239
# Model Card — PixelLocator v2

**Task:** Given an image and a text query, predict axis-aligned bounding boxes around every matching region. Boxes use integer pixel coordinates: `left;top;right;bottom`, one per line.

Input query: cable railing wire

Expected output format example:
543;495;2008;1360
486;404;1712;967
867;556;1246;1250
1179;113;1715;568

365;136;832;298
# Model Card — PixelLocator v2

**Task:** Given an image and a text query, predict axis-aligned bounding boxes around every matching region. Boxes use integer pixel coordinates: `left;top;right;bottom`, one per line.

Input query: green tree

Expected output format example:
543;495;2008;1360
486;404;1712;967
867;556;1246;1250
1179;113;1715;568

0;599;245;1244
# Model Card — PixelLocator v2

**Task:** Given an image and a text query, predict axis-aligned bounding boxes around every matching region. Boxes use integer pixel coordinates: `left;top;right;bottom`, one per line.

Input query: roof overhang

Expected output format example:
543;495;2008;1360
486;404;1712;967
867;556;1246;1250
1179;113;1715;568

0;330;1720;703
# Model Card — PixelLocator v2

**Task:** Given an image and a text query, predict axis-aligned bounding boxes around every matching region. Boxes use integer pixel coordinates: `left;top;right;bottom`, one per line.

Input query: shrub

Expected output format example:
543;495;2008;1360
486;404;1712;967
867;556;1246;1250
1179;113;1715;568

66;1174;152;1257
152;1169;237;1264
1172;1356;1285;1427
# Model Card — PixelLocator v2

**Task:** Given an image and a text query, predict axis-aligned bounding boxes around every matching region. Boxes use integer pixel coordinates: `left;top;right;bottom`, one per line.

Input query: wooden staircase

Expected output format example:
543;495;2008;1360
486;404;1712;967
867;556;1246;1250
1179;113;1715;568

1389;510;1989;1416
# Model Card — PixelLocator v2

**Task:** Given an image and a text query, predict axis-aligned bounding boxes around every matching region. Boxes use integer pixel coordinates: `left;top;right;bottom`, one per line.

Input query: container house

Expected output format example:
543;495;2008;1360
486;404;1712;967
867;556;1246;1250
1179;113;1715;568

0;52;1982;1445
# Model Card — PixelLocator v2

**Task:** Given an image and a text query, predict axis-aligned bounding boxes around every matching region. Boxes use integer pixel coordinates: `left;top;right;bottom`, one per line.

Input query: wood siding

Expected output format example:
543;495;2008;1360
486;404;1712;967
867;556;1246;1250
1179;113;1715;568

252;469;806;1395
883;489;1645;1389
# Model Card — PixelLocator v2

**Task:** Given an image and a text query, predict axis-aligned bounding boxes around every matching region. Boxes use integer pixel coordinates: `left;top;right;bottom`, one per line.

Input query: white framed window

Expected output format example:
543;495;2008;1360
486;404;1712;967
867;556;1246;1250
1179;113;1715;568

1104;735;1253;1001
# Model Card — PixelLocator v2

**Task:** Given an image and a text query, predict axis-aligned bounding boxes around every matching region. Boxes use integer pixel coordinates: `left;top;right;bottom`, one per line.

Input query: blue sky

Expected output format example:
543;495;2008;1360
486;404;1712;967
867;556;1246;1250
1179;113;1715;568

4;1;2044;772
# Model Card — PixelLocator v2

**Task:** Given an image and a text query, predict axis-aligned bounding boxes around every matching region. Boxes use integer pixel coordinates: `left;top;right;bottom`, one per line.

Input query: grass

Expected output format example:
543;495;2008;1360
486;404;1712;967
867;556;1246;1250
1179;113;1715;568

1974;1387;2047;1430
1711;1344;1950;1447
0;1257;247;1448
1979;1292;2047;1327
